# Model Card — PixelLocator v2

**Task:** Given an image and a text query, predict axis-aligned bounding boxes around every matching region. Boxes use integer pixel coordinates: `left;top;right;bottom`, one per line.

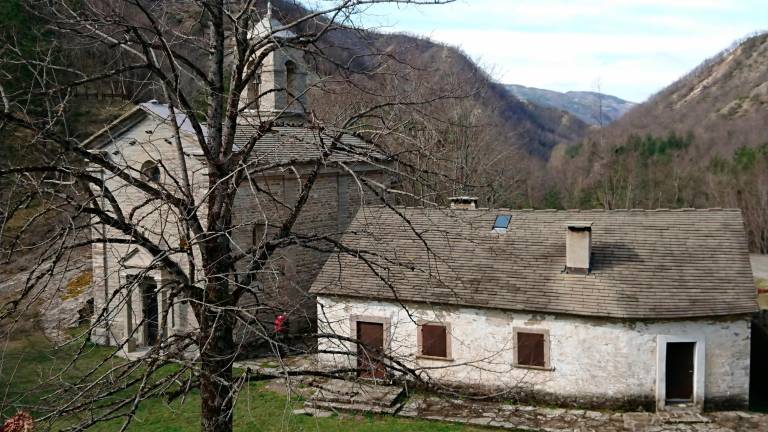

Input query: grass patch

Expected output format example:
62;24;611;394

756;277;768;290
0;331;496;431
0;330;118;419
85;386;492;432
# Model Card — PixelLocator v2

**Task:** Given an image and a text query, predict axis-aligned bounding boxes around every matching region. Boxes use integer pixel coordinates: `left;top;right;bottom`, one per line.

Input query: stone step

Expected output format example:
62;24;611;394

305;399;405;415
309;379;405;409
292;407;333;418
660;411;711;424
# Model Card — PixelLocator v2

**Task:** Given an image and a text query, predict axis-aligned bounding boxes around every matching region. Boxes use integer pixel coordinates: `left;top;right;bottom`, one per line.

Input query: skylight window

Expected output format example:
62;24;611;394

493;214;511;231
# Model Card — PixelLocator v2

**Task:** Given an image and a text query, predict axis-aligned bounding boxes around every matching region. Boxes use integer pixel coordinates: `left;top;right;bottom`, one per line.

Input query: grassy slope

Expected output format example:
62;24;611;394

0;331;494;431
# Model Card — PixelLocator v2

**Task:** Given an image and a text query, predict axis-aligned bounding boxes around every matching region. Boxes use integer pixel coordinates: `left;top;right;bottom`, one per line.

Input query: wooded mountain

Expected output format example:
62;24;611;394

549;31;768;252
11;1;768;250
597;31;768;156
505;84;635;126
356;34;591;158
247;0;590;159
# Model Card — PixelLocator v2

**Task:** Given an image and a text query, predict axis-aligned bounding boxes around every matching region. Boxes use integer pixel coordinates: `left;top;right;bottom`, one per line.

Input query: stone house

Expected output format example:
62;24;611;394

83;12;385;353
311;201;759;411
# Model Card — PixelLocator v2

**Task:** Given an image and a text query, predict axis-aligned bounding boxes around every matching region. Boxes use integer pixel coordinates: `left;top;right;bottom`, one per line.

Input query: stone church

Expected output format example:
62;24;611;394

83;11;385;353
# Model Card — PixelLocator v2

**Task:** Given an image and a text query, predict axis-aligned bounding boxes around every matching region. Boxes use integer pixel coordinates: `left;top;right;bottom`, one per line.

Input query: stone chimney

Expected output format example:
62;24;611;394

566;221;593;274
449;196;478;210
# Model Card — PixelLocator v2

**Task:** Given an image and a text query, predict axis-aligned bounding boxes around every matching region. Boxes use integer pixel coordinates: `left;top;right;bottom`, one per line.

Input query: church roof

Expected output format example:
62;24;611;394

234;123;381;165
138;101;206;138
310;206;759;319
82;101;383;166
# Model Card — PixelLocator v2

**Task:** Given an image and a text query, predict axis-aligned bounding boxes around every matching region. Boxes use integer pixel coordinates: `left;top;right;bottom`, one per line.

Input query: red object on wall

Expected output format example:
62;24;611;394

274;314;287;334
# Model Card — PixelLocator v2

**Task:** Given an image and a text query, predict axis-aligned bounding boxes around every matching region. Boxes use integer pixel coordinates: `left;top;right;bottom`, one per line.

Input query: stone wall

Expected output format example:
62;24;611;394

90;115;207;347
316;296;751;410
89;112;385;350
231;168;383;337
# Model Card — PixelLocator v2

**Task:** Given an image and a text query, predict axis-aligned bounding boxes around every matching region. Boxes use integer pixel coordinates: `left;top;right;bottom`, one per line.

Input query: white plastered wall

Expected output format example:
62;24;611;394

317;295;751;408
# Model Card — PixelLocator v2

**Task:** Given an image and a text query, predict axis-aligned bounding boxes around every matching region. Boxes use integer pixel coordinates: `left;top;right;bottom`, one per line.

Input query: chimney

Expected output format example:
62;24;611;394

566;221;593;274
448;196;478;210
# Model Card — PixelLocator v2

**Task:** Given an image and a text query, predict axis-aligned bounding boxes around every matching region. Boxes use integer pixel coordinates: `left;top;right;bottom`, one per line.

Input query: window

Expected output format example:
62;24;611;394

493;214;511;231
514;328;550;369
418;322;451;359
246;71;261;110
140;160;161;182
285;60;297;98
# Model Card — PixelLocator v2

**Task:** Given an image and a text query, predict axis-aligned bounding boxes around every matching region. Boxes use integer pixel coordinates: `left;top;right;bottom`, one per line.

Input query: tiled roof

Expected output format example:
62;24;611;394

141;101;372;164
234;124;379;165
310;207;759;319
140;101;207;138
83;102;379;165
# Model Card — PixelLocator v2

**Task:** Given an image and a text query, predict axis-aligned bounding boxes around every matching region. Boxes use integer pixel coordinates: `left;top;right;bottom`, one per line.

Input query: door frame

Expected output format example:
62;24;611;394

350;315;391;380
656;335;706;411
140;278;160;346
120;269;163;351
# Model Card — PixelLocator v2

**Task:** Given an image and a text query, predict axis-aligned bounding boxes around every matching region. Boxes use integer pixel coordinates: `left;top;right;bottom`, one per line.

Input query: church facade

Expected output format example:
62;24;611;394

84;12;386;354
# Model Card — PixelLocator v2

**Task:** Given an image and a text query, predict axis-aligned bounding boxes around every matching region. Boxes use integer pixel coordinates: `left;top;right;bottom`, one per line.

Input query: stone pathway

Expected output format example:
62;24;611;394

399;395;625;431
397;395;768;432
236;358;767;432
306;379;406;414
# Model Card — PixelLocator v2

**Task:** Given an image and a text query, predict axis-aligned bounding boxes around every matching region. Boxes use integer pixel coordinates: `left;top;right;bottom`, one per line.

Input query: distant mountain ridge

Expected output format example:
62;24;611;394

504;84;636;126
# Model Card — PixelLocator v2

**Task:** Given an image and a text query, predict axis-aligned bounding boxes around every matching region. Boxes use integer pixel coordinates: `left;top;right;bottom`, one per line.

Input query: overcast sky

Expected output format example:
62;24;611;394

349;0;767;102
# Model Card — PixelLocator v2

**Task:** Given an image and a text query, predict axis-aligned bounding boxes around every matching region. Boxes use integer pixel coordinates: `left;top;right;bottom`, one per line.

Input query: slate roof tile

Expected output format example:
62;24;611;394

86;102;379;165
310;207;759;319
234;124;378;165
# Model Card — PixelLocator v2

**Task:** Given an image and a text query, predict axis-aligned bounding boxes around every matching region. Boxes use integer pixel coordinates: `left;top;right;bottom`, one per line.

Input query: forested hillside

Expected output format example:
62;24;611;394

4;1;767;250
598;31;768;156
0;0;589;160
547;32;768;251
0;0;587;212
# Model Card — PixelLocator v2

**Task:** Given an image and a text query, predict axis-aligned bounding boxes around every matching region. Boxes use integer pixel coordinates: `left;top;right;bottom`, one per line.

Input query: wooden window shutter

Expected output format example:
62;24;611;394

421;324;447;358
517;332;545;367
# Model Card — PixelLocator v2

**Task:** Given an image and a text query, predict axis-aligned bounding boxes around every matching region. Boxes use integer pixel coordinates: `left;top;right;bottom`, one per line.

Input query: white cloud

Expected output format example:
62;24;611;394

413;27;752;101
356;0;766;100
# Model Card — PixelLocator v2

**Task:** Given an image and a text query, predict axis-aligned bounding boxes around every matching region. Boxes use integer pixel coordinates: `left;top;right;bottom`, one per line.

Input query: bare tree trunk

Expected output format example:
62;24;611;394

0;2;466;431
199;298;234;432
200;169;236;431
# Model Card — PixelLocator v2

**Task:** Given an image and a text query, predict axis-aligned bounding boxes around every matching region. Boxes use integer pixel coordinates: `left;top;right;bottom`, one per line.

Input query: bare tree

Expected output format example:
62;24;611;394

0;1;497;431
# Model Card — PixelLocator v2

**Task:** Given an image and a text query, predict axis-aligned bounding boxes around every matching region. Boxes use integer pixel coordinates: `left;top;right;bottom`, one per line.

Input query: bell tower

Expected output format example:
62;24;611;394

239;4;308;122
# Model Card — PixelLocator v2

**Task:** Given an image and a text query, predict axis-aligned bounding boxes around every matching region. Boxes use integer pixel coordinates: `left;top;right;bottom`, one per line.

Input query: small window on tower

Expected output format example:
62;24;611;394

285;60;298;103
493;214;511;232
246;71;261;110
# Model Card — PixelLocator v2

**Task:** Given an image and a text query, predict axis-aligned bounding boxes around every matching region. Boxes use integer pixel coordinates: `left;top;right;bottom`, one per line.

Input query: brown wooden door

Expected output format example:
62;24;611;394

666;342;695;401
356;322;386;379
